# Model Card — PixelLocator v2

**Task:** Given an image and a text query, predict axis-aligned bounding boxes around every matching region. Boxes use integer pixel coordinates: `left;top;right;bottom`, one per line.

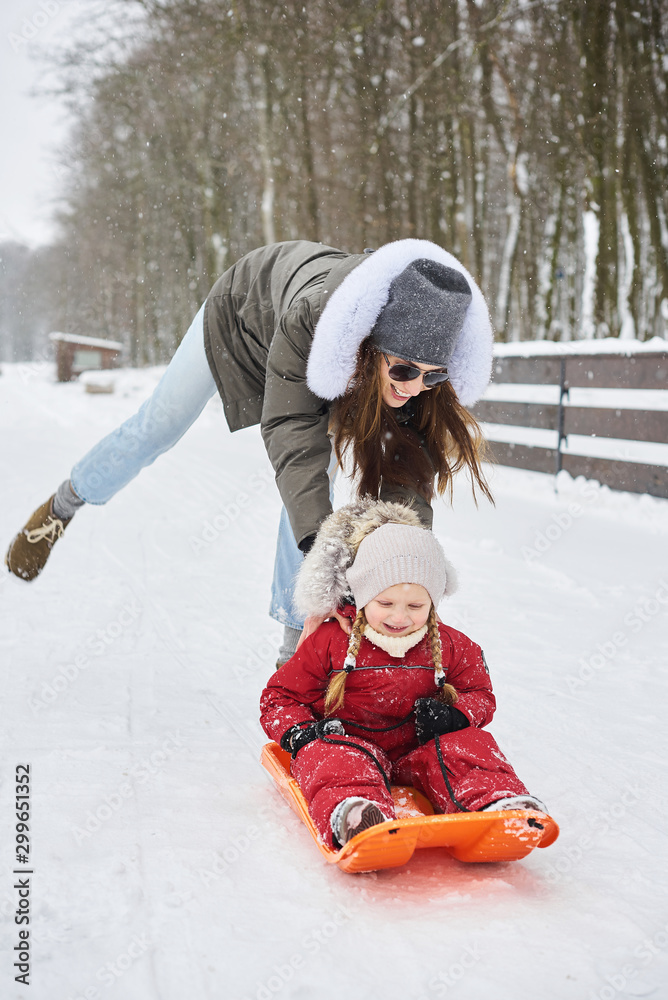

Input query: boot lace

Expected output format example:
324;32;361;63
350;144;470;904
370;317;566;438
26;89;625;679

25;516;65;545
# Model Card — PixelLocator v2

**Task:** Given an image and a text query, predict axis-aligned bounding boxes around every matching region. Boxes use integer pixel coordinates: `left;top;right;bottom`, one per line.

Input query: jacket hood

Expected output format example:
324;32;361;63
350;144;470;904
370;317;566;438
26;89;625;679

306;239;494;408
293;497;458;620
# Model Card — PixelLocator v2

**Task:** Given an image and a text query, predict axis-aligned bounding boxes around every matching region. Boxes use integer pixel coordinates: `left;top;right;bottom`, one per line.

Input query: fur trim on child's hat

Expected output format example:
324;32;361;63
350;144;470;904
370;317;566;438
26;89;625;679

293;498;457;620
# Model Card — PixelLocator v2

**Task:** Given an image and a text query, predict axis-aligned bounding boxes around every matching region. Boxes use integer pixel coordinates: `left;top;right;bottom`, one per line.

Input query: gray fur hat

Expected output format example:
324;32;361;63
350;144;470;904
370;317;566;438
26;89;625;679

371;259;472;369
293;498;458;619
307;238;494;408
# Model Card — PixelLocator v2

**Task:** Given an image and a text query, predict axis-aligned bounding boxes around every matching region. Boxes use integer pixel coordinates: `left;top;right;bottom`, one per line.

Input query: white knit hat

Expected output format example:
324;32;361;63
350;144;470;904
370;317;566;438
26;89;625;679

345;523;456;610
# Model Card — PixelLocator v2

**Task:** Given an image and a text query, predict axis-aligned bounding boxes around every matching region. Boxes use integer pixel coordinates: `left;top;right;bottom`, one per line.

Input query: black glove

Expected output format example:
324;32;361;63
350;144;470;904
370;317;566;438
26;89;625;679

298;534;316;554
280;719;346;757
413;698;469;745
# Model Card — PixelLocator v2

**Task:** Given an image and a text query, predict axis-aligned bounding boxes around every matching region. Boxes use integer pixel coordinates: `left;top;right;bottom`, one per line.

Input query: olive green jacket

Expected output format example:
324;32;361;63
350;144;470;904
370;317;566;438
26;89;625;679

204;240;433;548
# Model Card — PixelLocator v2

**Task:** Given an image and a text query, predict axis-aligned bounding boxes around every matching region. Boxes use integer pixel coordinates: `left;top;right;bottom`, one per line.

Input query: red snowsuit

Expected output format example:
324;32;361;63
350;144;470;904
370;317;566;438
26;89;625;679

260;617;531;846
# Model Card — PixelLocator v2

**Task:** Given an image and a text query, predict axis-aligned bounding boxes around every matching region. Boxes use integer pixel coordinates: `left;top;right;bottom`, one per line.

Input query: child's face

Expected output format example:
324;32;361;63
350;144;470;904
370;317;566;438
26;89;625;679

364;583;431;637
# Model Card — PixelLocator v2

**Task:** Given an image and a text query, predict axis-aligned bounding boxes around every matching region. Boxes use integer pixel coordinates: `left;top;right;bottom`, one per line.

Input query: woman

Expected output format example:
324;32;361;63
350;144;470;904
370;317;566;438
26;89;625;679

5;238;494;662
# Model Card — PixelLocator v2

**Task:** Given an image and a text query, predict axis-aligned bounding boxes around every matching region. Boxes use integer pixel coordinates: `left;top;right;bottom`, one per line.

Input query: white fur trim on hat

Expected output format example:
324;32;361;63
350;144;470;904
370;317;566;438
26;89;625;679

307;239;493;408
294;498;424;620
293;498;457;620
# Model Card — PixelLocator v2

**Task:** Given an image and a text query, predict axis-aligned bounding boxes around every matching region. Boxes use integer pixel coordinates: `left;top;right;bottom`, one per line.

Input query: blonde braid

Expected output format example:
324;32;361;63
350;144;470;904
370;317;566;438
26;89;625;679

428;606;458;706
324;608;366;715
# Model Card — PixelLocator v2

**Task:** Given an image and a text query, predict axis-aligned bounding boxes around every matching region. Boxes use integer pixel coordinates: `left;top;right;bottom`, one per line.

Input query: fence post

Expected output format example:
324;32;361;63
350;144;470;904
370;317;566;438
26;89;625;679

555;358;567;477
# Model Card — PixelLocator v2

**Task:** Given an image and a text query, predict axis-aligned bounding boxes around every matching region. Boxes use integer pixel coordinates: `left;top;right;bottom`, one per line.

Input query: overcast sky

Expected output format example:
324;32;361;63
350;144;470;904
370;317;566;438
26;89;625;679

0;1;87;247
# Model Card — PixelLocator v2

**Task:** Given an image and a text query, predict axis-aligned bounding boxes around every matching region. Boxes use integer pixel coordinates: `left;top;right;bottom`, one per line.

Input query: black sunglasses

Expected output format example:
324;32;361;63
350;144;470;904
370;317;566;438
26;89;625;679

382;352;450;387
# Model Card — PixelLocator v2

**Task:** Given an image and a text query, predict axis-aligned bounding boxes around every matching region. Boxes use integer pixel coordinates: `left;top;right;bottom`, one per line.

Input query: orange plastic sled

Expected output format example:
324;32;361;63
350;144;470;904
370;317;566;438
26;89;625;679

261;741;559;874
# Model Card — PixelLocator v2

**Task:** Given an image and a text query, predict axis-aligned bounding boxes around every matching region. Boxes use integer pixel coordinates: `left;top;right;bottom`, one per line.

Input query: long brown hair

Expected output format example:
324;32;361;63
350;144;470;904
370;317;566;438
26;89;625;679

331;341;493;505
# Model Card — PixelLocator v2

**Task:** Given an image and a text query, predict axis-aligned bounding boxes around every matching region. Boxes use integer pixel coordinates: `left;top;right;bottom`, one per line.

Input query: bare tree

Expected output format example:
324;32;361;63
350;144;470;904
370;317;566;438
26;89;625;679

22;0;667;363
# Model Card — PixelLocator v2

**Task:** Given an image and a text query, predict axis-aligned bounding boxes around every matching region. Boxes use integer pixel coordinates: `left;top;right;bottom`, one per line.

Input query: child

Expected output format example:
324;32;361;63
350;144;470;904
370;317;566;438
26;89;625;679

260;499;546;848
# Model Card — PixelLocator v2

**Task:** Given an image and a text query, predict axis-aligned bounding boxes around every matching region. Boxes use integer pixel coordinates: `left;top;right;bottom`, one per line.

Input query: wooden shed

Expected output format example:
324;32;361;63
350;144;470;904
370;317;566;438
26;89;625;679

49;333;124;382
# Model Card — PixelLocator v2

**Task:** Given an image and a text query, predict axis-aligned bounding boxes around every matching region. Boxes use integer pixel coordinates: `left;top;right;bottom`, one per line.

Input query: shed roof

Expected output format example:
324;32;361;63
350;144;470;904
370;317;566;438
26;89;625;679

49;332;124;351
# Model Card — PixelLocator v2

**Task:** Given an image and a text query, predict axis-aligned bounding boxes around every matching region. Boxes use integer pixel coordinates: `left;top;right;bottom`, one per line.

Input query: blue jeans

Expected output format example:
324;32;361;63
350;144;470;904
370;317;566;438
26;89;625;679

70;304;320;629
268;449;337;630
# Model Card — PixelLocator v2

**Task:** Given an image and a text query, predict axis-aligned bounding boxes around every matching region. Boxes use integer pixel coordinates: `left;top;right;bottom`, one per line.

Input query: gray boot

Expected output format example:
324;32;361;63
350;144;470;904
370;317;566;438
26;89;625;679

331;797;388;846
482;795;548;813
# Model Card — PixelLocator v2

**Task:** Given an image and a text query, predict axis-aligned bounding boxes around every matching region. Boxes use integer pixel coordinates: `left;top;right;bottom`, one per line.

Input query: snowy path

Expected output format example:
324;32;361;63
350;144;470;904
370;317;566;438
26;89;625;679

1;362;667;1000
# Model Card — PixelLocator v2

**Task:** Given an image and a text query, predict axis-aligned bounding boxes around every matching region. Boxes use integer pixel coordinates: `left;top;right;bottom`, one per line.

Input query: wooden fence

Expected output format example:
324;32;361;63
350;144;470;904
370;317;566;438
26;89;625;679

470;351;668;499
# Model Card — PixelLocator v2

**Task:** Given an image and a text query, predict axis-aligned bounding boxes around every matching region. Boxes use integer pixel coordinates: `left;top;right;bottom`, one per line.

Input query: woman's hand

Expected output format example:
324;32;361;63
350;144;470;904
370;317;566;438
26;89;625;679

297;611;354;649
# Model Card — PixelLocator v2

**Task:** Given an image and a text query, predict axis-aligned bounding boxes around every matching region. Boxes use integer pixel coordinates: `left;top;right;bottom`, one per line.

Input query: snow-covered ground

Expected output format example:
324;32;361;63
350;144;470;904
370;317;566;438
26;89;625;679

1;361;667;1000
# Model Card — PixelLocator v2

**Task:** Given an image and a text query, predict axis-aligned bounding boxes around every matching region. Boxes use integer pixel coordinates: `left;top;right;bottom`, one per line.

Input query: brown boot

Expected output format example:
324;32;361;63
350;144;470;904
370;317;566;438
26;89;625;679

5;496;72;581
